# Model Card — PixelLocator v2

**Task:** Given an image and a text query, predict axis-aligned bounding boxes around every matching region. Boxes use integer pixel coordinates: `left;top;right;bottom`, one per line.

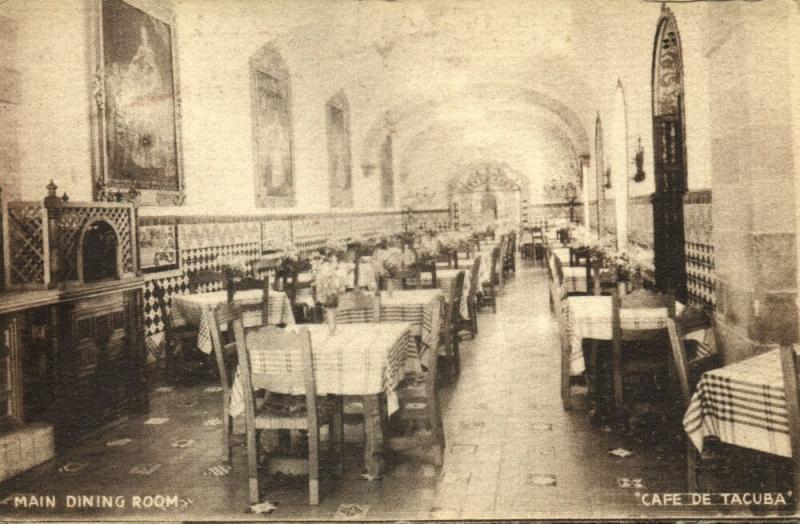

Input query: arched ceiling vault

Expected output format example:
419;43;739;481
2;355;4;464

361;82;591;171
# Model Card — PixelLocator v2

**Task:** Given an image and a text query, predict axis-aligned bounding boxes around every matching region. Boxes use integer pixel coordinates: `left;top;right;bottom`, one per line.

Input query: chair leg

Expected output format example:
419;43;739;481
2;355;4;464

560;343;571;411
308;426;320;505
687;440;699;492
247;426;260;504
223;411;232;463
332;398;344;477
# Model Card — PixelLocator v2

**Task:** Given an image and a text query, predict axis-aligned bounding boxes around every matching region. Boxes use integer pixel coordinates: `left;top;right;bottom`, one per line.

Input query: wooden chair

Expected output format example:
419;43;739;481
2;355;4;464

461;255;481;338
551;282;575;410
497;235;508;286
779;343;800;500
606;286;675;422
153;281;199;384
231;322;343;505
388;293;445;465
666;310;724;491
478;246;499;314
503;230;516;274
228;272;272;327
442;270;465;379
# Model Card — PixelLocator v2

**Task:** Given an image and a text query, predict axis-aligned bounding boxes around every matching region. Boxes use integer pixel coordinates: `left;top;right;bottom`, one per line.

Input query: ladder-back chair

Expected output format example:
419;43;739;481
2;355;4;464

232;322;343;505
666;309;721;491
442;270;465;378
389;293;445;465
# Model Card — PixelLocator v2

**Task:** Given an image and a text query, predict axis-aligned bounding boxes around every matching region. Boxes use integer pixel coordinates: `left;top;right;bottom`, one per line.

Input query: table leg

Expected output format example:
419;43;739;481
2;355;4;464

362;394;383;479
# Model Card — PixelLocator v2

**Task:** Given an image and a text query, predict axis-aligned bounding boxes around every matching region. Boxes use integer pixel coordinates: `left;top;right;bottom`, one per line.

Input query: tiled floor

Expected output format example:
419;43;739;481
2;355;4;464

0;260;795;520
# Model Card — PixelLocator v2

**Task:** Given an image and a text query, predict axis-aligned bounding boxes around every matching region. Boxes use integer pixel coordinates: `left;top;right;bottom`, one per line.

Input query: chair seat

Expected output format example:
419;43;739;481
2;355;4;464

253;394;335;430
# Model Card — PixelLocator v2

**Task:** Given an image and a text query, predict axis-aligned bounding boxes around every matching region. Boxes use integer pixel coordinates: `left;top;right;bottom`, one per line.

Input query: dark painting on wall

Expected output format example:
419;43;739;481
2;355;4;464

254;71;293;201
101;0;180;192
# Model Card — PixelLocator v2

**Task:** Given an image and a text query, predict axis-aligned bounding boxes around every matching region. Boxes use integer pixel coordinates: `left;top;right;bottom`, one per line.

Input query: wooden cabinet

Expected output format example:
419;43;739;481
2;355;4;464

55;280;147;447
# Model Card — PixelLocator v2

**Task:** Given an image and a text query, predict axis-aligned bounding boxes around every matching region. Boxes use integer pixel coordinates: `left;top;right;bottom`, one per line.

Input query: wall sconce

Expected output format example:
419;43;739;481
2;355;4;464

633;137;646;182
604;167;612;189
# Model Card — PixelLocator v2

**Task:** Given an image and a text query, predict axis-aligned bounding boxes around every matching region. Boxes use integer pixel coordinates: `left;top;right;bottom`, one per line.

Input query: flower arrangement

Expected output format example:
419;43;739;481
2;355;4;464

313;260;348;307
371;246;415;279
324;238;348;262
413;231;440;261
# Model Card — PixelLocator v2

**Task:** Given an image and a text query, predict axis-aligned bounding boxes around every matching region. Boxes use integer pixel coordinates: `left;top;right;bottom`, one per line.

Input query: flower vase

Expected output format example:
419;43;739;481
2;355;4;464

324;307;337;335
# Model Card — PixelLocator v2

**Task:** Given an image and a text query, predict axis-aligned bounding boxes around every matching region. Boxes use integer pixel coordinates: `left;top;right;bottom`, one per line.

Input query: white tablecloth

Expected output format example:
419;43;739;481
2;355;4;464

684;347;795;458
566;295;683;375
229;322;412;417
170;289;295;354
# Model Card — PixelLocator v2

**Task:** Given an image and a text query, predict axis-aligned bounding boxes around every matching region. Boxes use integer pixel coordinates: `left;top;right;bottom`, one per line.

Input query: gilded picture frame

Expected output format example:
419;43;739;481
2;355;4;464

91;0;185;206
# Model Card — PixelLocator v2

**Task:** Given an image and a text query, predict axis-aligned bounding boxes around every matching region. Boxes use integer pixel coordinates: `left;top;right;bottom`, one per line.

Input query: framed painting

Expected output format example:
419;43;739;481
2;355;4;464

92;0;185;206
138;223;179;273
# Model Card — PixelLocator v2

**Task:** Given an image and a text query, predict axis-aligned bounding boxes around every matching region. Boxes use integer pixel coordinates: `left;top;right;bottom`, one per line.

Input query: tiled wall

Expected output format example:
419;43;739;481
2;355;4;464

626;190;714;308
140;209;450;361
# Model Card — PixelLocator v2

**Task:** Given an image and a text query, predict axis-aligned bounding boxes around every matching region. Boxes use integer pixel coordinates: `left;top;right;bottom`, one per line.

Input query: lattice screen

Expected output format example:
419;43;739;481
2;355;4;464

4;202;47;288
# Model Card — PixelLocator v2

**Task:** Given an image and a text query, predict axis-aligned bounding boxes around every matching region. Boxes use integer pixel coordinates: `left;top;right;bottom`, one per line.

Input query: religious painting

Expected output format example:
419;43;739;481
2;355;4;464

326;93;353;208
98;0;182;202
138;223;178;273
253;71;294;207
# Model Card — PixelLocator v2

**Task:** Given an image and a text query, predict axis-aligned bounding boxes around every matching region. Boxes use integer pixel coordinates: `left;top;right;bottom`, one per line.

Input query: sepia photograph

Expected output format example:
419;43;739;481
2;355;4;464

0;0;799;521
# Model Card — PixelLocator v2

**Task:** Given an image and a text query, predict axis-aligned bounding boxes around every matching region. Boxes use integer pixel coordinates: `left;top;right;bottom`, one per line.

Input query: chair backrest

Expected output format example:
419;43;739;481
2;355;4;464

468;255;481;299
490;246;501;284
336;290;381;323
666;307;714;406
443;270;466;332
232;322;318;424
553;254;565;285
205;301;240;394
423;295;444;393
188;270;228;295
229;274;271;326
611;286;674;343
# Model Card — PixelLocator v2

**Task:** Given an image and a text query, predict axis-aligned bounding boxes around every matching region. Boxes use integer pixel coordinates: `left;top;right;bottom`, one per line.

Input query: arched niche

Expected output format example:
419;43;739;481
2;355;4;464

250;43;295;208
609;80;629;249
594;114;607;236
380;133;395;208
651;7;688;301
326;90;353;208
77;218;122;283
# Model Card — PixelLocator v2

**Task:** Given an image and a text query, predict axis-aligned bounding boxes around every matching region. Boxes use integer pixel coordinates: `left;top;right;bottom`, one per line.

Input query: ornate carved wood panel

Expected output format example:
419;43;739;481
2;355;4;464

651;8;688;302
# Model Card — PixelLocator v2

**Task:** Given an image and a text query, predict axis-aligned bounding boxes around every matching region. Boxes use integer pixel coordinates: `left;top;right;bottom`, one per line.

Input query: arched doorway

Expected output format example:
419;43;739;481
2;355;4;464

480;192;498;222
651;7;688;301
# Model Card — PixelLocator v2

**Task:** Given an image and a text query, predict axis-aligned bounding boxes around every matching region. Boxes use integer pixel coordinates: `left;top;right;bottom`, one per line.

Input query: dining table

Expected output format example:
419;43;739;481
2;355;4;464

170;289;295;354
229;321;415;478
684;346;797;459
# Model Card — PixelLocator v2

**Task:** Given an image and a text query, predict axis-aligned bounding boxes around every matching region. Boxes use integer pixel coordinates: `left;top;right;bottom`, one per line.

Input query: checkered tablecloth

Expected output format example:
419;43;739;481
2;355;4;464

566;295;683;376
170;289;295;354
229;322;413;417
683;347;796;458
379;289;443;352
420;268;470;320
